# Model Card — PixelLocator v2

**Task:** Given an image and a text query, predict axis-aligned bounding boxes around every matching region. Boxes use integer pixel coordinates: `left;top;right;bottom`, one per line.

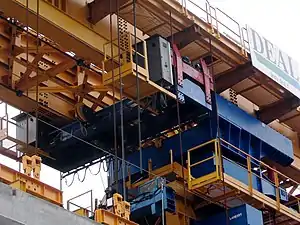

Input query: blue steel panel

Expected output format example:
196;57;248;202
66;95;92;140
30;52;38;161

126;120;212;176
179;79;212;110
180;79;294;166
223;158;288;202
223;158;260;192
190;150;215;178
194;204;263;225
216;95;293;166
261;177;288;202
131;178;176;219
245;204;264;225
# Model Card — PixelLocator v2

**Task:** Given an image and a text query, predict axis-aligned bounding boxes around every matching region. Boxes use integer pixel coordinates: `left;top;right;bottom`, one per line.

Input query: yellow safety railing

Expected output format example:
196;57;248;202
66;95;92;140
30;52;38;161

178;0;249;55
187;138;300;213
102;32;148;75
187;138;222;190
101;31;150;90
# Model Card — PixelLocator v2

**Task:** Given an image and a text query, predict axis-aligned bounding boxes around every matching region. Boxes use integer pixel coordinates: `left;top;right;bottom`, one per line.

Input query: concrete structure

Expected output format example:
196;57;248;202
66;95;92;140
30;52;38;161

0;182;97;225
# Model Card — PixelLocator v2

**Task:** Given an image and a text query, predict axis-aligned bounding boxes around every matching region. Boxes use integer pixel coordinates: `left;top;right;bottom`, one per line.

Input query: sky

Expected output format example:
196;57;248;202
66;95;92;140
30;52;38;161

0;0;299;211
209;0;300;61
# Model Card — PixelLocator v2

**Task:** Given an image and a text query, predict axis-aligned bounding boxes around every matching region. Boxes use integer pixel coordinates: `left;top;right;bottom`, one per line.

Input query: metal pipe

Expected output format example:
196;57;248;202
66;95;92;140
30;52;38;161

116;0;126;201
91;190;93;212
59;172;63;191
35;0;40;150
161;181;165;225
133;0;142;175
67;190;93;202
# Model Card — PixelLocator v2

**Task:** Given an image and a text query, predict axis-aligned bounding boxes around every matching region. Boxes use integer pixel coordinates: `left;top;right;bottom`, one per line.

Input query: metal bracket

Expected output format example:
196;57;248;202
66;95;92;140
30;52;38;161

200;59;212;104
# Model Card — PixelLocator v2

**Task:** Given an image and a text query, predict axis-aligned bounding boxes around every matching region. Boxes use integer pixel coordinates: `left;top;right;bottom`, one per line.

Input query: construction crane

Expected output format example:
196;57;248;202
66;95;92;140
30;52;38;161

0;0;299;225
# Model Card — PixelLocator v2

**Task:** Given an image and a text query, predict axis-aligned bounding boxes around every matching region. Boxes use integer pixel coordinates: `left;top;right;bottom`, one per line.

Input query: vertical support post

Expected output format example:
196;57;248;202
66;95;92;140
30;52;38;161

205;2;214;34
214;139;220;179
210;6;220;38
127;166;131;189
60;172;63;191
201;59;212;104
187;150;191;189
172;44;183;86
247;155;253;195
274;171;280;210
161;181;165;225
143;38;149;79
91;190;93;213
169;149;173;164
148;159;153;179
214;139;223;179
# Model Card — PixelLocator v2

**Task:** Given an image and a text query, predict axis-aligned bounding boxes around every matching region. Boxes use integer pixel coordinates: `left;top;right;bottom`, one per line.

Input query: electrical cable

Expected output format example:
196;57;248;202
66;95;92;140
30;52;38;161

65;173;75;187
102;158;110;172
88;161;102;176
24;0;29;173
206;6;230;224
35;0;39;151
161;181;165;225
99;168;106;190
76;167;88;183
169;10;188;225
133;0;143;174
80;122;88;137
116;0;127;201
109;0;119;194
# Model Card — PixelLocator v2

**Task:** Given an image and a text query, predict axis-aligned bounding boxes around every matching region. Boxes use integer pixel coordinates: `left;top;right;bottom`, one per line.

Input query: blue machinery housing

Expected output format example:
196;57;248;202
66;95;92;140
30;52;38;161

124;78;293;175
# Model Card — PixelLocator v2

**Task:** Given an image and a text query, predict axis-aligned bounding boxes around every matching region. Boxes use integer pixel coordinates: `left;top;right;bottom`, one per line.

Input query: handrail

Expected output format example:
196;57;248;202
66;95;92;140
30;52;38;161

220;138;300;186
187;138;300;213
181;0;248;55
102;32;148;71
187;138;221;183
67;189;94;213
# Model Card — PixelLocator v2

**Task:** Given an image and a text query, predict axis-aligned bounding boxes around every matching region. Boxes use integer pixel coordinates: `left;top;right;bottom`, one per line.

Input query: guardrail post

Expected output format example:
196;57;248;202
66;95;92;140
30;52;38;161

247;156;253;195
215;139;222;179
187;150;191;189
148;159;153;179
274;171;280;210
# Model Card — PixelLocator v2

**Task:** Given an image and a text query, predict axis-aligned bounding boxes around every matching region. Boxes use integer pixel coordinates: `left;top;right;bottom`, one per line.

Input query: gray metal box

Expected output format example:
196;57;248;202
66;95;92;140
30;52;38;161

14;113;36;144
146;35;173;85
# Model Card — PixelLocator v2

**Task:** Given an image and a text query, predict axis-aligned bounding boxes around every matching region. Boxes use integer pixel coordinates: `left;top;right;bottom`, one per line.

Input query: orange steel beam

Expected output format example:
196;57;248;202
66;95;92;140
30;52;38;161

167;24;204;50
257;96;300;124
216;62;255;93
16;59;76;91
0;84;74;121
88;0;132;24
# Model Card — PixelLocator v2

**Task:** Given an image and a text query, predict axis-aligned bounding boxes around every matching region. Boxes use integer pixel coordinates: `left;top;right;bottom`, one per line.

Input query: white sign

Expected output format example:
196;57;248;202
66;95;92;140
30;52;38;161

247;26;300;98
